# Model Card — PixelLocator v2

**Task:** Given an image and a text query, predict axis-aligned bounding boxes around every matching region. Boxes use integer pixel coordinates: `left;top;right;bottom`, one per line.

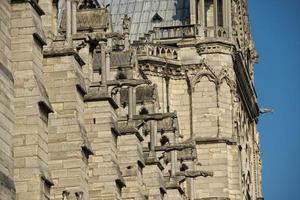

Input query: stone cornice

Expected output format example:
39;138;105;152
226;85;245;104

176;170;213;178
43;47;86;66
84;88;119;109
144;157;164;171
106;79;151;87
234;52;260;121
192;137;237;145
143;144;195;153
196;39;236;55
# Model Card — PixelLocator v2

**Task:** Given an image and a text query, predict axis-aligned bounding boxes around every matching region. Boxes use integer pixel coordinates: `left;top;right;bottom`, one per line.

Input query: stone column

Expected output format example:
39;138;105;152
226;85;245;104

128;87;134;120
105;49;111;81
71;0;77;35
66;0;72;44
100;41;107;85
171;131;178;178
199;0;205;26
214;0;218;37
223;0;228;28
170;151;177;177
190;0;196;24
124;33;130;51
150;120;157;158
227;0;232;37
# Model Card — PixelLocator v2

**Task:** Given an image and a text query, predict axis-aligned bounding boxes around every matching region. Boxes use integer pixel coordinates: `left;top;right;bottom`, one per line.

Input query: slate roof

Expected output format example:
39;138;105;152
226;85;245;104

58;0;190;41
98;0;190;41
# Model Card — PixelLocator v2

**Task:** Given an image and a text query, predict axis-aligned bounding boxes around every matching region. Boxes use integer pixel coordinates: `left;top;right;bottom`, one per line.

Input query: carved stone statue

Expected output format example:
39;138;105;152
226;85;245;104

122;14;131;32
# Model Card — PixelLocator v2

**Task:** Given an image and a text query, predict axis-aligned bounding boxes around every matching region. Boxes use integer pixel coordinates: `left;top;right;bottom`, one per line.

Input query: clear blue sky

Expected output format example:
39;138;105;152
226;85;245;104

249;0;300;199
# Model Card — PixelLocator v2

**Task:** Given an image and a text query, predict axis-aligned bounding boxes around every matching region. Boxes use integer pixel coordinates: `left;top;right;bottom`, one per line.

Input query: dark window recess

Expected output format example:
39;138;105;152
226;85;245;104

76;84;86;98
38;101;52;124
33;33;46;48
41;176;53;200
81;146;93;160
116;68;127;80
42;182;51;200
152;13;163;23
115;178;126;195
139;107;149;115
217;0;224;27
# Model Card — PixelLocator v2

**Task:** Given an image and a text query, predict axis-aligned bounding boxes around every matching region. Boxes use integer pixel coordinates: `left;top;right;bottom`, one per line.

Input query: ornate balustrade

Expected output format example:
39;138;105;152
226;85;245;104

204;26;229;38
152;24;203;40
150;25;229;40
134;43;179;60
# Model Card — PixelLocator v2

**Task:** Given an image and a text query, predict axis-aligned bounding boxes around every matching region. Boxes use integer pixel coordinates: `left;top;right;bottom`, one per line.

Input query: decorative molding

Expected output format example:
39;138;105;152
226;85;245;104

43;47;86;66
197;40;235;55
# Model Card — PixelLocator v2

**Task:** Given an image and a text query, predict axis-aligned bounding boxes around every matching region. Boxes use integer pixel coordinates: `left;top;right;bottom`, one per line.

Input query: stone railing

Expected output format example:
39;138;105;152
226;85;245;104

204;26;229;38
149;25;229;40
134;44;179;60
152;24;203;40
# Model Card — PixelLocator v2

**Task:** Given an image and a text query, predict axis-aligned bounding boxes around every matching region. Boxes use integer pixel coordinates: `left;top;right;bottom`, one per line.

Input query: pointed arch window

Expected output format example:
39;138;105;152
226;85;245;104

152;13;163;23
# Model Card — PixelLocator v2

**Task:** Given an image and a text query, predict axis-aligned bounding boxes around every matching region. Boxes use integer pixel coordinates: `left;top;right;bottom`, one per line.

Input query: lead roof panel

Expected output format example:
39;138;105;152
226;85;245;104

98;0;190;41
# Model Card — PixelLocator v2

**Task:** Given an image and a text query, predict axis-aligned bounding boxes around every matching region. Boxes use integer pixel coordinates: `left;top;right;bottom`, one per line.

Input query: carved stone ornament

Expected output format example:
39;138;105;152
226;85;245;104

122;14;131;31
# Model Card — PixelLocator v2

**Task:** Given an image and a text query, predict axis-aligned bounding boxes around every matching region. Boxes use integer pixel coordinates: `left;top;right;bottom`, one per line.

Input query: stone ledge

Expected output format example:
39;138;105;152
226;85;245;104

117;122;144;142
84;90;119;109
193;137;236;145
43;47;85;67
165;179;184;194
195;198;230;200
107;79;151;87
11;0;45;16
33;32;47;47
143;143;195;153
145;157;164;171
176;170;213;178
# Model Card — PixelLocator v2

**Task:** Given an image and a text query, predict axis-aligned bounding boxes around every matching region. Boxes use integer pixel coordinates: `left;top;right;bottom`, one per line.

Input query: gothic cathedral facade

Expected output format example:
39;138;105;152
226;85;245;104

0;0;263;200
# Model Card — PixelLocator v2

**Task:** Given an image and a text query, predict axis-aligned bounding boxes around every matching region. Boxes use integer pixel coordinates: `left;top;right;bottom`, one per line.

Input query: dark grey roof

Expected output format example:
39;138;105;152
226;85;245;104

98;0;190;41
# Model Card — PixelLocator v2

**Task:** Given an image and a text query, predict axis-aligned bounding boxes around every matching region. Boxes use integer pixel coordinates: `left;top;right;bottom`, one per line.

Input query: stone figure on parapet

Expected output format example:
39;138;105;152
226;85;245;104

122;14;131;32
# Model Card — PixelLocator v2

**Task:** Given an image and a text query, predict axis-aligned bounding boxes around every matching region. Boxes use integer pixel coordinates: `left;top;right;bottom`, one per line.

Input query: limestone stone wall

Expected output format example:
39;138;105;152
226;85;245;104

10;2;52;200
169;79;191;140
85;99;122;200
0;2;15;199
44;55;89;200
0;1;263;200
195;143;229;198
193;76;219;138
